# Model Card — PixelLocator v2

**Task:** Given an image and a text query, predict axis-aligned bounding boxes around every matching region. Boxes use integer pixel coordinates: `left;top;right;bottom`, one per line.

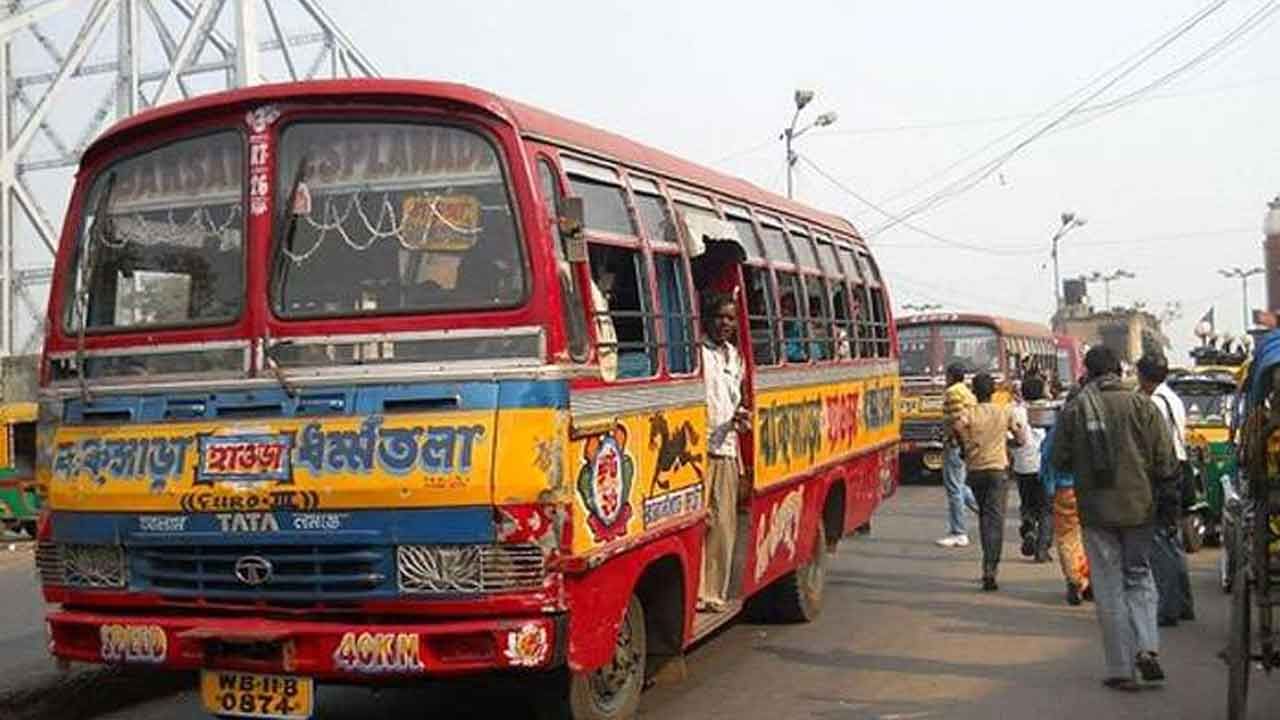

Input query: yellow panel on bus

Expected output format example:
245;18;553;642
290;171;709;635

48;411;496;512
753;375;900;490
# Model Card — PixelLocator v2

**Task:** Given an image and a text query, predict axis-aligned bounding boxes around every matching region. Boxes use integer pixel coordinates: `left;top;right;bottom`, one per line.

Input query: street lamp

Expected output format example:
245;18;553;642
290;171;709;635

1219;266;1264;330
1050;211;1087;312
1086;268;1135;310
782;89;838;199
902;302;942;312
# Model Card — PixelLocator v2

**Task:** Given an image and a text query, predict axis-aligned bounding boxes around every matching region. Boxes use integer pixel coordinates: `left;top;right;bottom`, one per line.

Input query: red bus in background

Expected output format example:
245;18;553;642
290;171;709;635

1055;334;1086;395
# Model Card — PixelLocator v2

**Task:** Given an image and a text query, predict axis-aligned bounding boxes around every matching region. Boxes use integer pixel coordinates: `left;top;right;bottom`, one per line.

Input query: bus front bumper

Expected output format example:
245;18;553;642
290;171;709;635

47;608;565;679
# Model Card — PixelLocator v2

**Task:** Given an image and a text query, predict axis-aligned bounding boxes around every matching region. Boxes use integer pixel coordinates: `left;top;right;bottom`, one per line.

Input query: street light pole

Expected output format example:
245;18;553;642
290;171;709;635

1219;266;1264;330
1086;268;1135;309
1050;211;1086;312
782;89;837;200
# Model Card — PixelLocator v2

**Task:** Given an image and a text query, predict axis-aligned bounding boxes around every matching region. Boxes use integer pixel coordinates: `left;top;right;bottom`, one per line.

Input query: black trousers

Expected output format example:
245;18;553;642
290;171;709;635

1152;523;1195;623
1016;471;1053;556
968;469;1010;579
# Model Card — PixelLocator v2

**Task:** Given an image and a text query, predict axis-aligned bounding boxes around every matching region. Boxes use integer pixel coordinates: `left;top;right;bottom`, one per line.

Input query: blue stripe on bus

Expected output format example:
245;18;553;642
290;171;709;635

62;379;568;424
50;507;495;546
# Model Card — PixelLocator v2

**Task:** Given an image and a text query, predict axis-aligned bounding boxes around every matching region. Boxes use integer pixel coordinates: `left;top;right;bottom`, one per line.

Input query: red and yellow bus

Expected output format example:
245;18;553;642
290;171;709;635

35;79;899;720
896;313;1054;479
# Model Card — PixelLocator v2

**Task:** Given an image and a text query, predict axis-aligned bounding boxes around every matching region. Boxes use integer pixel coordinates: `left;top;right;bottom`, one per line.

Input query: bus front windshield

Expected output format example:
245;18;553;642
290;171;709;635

898;326;930;375
272;122;525;318
64;131;245;334
939;324;999;374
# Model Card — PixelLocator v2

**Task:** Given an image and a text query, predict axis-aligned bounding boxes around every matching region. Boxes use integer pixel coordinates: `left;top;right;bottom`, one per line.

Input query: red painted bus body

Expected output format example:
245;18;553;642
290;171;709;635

36;80;899;719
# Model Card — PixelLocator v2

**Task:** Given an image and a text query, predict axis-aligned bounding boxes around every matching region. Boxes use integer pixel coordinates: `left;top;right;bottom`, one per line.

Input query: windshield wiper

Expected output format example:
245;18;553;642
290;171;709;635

261;333;298;399
74;172;116;403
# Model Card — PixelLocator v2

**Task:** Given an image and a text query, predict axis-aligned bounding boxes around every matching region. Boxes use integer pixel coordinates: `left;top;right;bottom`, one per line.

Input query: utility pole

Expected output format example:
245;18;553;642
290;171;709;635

1219;266;1264;330
782;90;837;200
1086;269;1135;310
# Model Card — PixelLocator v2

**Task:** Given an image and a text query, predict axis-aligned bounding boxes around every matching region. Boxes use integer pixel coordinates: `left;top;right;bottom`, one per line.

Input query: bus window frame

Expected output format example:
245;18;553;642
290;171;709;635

775;268;810;364
626;173;681;252
756;212;798;269
536;154;591;363
66;125;251;337
564;155;639;242
835;237;873;359
786;221;824;275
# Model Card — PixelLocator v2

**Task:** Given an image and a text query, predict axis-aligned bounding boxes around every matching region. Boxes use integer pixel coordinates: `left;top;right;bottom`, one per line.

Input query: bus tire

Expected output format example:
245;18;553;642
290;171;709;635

769;521;828;623
540;595;647;720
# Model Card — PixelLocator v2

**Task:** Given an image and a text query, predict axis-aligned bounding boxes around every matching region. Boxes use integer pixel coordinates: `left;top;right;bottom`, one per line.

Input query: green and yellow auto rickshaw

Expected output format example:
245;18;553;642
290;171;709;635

0;402;39;536
1168;366;1240;552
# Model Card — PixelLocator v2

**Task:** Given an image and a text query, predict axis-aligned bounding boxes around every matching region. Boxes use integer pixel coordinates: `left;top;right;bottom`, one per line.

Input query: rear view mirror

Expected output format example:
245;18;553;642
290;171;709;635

559;196;587;262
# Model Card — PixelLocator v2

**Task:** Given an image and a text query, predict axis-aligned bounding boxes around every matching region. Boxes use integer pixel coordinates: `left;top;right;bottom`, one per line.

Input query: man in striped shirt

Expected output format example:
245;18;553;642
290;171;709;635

937;364;979;548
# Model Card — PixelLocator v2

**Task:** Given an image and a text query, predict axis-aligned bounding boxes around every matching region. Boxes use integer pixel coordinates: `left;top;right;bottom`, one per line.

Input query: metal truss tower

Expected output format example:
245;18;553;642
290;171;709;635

0;0;378;357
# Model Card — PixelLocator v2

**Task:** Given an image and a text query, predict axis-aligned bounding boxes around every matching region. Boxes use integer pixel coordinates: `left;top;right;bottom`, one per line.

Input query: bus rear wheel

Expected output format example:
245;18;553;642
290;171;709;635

540;595;647;720
769;522;829;623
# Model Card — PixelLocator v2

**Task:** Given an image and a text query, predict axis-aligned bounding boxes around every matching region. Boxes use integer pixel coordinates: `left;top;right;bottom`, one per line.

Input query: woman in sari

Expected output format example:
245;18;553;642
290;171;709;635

1041;422;1092;605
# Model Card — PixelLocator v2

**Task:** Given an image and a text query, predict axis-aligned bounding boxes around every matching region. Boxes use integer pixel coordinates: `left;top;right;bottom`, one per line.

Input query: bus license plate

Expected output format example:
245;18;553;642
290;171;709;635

200;670;313;719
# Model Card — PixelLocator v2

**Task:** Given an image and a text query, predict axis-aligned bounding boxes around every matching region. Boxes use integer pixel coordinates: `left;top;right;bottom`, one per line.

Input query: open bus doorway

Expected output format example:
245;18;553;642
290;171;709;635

690;241;756;630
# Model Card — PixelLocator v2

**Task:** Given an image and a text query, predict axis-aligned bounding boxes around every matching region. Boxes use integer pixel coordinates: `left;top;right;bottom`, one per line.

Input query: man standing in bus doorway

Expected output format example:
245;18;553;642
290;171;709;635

699;294;750;613
954;372;1028;590
937;364;979;548
1053;346;1177;690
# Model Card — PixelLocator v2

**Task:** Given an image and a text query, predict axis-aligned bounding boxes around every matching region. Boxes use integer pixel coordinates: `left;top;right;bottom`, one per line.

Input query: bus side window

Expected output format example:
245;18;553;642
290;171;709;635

587;243;656;379
830;280;853;361
632;182;678;246
743;265;780;366
654;253;698;374
537;159;589;362
804;275;834;362
859;252;890;358
776;271;808;363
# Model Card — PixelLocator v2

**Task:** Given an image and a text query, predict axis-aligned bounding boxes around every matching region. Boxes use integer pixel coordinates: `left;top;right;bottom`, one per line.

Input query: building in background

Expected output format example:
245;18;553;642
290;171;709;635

1053;280;1169;366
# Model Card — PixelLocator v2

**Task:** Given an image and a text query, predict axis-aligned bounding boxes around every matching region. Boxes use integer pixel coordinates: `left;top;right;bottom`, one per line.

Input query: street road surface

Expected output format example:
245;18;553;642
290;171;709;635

2;486;1276;719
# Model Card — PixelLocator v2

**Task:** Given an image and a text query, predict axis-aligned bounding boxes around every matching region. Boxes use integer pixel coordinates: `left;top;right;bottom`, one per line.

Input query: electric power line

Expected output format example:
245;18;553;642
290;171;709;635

796;153;1041;256
868;0;1235;237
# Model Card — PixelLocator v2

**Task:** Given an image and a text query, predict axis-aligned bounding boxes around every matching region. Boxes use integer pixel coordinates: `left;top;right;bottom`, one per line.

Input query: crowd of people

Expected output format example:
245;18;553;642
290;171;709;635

936;345;1197;691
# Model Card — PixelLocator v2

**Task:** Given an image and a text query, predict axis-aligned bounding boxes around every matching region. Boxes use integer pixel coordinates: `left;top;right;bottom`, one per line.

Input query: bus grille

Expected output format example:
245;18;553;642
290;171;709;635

133;544;391;601
902;420;943;443
36;542;64;585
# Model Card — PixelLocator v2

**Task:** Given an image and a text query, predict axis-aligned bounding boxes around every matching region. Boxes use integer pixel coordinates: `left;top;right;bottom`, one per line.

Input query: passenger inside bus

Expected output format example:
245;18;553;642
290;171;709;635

588;244;653;379
780;292;807;362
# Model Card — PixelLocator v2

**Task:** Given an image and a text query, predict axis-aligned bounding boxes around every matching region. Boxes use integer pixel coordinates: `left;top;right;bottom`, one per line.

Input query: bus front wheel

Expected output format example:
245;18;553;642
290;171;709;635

540;595;647;720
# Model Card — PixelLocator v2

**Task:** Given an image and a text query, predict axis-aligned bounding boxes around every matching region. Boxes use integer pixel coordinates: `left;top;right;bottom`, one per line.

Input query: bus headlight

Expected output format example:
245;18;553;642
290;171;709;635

396;544;545;595
38;543;127;588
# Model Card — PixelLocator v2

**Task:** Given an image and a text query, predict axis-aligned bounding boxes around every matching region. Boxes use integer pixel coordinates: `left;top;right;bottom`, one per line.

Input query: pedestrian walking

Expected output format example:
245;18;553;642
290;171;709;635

936;364;979;548
1013;375;1052;562
1052;346;1178;690
698;294;750;613
1136;352;1196;627
954;372;1028;590
1040;420;1092;605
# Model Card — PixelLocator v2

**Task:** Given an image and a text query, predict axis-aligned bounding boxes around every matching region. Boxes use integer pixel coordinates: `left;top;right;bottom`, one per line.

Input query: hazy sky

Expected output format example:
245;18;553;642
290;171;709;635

319;0;1278;358
13;0;1278;359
